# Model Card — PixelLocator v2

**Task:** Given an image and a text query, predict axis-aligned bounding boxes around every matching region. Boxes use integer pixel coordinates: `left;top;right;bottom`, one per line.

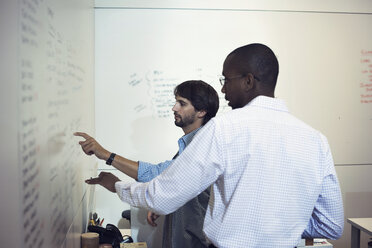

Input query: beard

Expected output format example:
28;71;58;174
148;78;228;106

174;112;196;128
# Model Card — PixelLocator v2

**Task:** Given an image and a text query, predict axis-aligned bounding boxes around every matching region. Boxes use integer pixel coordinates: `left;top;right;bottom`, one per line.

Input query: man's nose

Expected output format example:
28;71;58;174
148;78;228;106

172;103;179;112
221;84;226;94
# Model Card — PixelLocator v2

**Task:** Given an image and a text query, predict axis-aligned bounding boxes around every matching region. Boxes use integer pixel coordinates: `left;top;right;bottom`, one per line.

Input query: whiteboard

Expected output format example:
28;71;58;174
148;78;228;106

95;7;372;246
95;8;372;167
0;0;95;247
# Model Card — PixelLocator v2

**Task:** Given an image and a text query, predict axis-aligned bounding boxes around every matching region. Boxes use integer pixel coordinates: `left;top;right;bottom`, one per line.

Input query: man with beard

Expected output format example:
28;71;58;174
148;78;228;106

75;80;219;248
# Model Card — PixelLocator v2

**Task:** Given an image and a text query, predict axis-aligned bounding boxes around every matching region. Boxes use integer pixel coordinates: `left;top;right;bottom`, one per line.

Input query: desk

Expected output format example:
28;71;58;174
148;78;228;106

347;218;372;248
120;229;131;237
297;238;333;247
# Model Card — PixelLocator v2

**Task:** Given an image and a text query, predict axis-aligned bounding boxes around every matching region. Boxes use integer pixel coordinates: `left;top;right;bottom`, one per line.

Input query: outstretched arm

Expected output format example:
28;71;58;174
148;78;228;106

114;120;223;215
74;132;139;180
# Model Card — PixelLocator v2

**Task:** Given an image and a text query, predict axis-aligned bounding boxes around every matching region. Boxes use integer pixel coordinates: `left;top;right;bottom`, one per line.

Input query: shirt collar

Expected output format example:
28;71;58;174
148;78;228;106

246;95;289;113
178;126;202;152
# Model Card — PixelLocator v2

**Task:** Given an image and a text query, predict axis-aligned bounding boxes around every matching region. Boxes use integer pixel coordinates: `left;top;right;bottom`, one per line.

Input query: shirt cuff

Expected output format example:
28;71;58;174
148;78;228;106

114;180;152;211
115;181;130;202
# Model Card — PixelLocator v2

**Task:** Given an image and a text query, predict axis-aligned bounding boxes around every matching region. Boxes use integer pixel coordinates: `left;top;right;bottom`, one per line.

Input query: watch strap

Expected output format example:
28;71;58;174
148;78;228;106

106;153;116;165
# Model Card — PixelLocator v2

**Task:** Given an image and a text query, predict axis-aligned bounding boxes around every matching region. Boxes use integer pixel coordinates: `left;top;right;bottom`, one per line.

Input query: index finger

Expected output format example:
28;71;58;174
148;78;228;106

74;132;91;140
85;177;101;184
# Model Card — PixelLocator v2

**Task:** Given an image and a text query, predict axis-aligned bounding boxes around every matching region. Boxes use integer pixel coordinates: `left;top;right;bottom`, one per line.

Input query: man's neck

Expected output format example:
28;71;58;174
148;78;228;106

182;123;202;135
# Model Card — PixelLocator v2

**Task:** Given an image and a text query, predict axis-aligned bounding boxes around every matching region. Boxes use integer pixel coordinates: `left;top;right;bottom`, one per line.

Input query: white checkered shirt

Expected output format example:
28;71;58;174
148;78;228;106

115;96;344;248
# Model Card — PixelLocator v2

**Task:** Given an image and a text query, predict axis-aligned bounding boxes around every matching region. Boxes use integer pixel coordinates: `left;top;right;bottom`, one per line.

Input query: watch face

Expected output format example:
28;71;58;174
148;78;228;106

106;153;116;165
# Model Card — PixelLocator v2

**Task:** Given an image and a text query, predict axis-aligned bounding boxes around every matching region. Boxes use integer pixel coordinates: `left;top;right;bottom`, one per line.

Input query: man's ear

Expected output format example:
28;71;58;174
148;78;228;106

242;74;255;92
197;110;207;119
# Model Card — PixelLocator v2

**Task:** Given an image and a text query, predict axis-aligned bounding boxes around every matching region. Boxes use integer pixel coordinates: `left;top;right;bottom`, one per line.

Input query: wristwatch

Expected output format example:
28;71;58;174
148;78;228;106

106;153;116;165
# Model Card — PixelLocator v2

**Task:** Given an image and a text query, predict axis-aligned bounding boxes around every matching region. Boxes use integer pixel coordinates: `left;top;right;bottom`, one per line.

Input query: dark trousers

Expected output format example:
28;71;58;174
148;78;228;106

208;244;217;248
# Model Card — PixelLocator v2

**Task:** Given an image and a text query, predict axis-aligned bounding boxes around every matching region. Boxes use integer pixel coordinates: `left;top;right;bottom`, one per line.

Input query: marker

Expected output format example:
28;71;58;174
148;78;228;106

100;218;104;226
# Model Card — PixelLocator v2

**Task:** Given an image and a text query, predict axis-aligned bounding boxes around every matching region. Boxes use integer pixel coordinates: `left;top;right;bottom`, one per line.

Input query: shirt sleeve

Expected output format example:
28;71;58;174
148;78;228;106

137;160;173;182
302;135;344;239
115;120;224;215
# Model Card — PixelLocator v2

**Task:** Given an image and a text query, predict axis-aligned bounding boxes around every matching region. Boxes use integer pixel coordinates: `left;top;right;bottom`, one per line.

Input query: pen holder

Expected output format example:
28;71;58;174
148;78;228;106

81;232;99;248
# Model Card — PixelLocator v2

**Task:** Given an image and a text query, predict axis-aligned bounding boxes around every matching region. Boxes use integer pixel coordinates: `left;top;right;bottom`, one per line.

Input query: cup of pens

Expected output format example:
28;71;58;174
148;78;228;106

81;232;99;248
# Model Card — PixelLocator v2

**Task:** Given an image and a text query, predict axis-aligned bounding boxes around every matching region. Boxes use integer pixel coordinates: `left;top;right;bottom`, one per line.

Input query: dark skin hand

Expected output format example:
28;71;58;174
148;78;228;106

147;211;160;227
85;171;121;193
87;172;161;226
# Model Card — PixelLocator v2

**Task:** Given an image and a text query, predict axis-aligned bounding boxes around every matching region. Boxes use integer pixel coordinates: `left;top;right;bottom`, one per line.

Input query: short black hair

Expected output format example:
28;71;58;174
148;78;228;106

230;43;279;90
174;80;219;125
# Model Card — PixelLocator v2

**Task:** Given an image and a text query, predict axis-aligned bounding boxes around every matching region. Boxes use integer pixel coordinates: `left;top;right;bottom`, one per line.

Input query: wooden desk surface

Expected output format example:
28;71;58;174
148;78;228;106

120;228;132;237
347;218;372;236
